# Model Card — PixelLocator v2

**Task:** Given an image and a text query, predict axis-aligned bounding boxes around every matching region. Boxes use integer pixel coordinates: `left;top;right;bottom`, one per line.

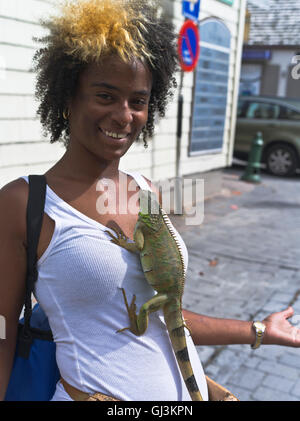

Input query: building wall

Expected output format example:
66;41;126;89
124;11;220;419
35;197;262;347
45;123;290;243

0;0;246;188
126;0;246;182
270;50;296;97
240;49;300;98
0;0;65;187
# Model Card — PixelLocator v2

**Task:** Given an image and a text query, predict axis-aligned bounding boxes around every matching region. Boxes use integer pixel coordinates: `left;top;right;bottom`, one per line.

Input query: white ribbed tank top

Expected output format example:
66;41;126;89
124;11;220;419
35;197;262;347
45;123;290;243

22;171;208;401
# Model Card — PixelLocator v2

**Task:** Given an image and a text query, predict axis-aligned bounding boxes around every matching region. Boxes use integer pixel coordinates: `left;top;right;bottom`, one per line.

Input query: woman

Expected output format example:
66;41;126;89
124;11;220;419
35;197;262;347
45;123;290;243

0;0;299;401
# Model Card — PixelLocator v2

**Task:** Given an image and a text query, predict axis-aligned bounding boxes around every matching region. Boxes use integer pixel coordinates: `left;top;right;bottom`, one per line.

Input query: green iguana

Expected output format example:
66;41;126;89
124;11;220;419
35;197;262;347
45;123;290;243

106;189;203;401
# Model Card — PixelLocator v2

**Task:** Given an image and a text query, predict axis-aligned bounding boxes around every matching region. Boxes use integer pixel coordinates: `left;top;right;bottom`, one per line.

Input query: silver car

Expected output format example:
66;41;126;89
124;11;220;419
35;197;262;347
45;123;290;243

234;96;300;176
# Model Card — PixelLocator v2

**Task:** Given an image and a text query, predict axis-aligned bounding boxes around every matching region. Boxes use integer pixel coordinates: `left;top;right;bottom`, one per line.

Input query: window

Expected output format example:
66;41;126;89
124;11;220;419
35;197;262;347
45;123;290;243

189;19;231;155
246;102;280;119
279;106;300;121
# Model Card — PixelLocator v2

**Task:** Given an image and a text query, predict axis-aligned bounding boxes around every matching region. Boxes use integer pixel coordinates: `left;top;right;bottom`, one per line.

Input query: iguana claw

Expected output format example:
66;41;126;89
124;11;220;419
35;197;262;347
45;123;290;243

105;228;128;246
105;229;139;253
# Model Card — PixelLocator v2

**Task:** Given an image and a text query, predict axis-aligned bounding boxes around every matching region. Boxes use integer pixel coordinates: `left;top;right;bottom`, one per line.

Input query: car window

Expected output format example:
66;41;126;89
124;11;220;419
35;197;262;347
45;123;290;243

246;102;280;119
279;106;300;120
237;100;248;118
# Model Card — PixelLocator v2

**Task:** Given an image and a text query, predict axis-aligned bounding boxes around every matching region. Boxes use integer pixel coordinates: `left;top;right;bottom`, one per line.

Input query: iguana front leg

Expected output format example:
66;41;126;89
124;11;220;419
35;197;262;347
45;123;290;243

117;288;169;336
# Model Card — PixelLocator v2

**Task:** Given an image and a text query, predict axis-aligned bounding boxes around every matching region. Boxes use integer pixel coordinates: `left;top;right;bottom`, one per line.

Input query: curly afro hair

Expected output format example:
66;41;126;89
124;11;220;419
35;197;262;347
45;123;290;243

32;0;179;148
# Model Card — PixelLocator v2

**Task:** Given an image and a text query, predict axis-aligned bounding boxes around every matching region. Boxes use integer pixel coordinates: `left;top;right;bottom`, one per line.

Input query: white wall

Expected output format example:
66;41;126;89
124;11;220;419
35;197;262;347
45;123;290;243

0;0;64;187
269;49;298;97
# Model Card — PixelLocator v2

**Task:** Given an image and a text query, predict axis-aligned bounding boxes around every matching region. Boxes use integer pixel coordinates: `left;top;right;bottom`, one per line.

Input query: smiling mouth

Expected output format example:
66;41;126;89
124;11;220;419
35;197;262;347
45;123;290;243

99;127;129;140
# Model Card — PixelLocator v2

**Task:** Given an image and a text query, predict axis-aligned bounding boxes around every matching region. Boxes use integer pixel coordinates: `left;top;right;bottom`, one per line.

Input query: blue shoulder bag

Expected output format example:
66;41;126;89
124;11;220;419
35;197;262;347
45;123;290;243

5;175;60;401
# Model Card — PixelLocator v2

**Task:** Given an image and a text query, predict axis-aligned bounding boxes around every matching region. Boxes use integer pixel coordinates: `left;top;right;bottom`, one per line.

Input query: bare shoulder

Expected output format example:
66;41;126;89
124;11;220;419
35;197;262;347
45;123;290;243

0;177;28;197
0;177;28;207
0;178;28;237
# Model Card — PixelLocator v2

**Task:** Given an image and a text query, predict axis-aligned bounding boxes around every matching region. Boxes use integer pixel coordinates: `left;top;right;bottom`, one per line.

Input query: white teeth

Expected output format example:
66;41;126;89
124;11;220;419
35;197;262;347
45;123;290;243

102;129;127;139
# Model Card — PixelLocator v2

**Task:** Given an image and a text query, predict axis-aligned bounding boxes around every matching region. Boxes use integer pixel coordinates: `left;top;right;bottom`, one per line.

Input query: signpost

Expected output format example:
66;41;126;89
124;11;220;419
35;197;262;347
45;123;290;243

177;19;200;72
182;0;201;21
175;2;201;211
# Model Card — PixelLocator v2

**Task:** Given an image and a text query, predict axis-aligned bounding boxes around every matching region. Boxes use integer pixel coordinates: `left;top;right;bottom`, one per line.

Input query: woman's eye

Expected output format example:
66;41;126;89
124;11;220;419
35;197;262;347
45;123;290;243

96;93;113;100
133;98;147;106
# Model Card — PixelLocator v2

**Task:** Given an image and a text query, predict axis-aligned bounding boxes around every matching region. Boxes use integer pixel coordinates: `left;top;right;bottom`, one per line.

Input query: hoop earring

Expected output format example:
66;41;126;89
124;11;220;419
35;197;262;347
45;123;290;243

63;109;70;120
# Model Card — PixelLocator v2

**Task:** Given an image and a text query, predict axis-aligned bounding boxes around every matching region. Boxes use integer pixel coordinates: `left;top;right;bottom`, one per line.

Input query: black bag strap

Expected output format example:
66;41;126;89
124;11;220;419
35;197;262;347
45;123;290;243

18;175;48;358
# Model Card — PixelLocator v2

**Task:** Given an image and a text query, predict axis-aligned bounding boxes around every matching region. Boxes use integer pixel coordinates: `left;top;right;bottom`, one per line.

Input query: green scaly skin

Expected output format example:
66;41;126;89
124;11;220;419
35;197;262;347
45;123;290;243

106;190;203;401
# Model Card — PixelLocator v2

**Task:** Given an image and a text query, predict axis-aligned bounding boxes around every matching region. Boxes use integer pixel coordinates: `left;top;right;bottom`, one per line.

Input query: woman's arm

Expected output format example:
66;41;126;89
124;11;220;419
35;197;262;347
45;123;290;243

0;179;28;400
183;307;300;347
182;309;254;346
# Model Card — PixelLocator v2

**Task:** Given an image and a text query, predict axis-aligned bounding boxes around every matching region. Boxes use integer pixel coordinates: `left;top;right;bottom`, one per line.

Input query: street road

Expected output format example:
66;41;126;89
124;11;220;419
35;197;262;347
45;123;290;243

170;166;300;401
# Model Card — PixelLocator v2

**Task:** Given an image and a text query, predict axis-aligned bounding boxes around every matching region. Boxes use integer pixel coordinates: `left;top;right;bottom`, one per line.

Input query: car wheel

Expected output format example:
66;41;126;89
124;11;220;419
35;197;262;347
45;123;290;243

265;143;298;176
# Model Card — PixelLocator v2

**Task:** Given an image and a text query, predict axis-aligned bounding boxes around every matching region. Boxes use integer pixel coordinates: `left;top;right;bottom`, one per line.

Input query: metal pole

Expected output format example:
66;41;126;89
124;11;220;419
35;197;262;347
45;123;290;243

175;71;184;214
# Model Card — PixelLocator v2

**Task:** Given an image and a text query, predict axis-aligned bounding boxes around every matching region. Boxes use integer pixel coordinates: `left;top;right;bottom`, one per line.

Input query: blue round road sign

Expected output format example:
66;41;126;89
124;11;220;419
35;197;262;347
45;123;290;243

178;20;200;72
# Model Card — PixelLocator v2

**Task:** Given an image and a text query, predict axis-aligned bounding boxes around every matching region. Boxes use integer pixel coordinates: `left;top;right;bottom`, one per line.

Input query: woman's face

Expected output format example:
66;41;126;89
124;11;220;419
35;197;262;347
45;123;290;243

68;55;152;162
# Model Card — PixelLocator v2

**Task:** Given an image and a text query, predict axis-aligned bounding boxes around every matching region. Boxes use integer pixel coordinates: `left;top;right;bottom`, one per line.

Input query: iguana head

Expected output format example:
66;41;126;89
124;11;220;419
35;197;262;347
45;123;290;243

138;189;162;231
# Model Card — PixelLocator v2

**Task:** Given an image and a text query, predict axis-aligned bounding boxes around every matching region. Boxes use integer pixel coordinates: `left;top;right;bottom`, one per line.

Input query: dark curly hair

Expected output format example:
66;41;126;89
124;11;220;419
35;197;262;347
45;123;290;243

32;0;179;148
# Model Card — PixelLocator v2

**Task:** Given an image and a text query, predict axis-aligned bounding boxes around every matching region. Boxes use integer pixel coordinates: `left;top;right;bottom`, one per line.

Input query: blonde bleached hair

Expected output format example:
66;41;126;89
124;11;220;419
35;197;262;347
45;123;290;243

49;0;154;64
33;0;179;147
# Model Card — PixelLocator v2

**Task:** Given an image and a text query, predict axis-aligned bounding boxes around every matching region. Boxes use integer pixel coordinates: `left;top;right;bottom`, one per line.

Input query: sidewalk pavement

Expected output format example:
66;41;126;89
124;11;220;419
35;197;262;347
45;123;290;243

169;166;300;401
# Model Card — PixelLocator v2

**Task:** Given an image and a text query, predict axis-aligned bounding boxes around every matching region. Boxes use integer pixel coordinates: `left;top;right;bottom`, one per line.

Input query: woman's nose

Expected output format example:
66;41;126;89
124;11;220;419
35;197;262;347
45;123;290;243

112;101;133;127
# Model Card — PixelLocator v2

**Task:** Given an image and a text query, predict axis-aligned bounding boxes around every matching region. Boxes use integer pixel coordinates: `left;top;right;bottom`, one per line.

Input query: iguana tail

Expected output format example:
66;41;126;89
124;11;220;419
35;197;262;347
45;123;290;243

164;304;203;401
